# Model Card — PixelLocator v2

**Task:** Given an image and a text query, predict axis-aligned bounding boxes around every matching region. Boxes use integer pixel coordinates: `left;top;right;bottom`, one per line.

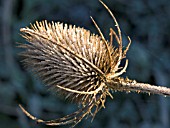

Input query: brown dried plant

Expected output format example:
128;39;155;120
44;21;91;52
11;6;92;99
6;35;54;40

18;0;170;127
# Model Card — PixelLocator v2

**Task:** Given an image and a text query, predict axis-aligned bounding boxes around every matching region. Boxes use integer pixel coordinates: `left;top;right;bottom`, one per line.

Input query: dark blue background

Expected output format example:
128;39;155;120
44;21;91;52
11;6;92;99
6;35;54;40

0;0;170;127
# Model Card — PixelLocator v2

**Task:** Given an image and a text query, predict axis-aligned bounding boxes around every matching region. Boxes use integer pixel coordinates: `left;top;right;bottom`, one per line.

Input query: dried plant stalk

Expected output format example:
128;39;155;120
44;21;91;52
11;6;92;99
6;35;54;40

18;0;170;127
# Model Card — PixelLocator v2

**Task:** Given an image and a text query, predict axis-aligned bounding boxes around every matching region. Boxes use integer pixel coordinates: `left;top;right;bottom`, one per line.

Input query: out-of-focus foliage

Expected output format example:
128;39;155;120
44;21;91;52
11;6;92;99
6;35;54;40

0;0;170;128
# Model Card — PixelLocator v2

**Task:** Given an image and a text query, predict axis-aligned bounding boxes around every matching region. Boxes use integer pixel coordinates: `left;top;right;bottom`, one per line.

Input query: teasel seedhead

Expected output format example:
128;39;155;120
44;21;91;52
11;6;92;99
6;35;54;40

18;0;170;127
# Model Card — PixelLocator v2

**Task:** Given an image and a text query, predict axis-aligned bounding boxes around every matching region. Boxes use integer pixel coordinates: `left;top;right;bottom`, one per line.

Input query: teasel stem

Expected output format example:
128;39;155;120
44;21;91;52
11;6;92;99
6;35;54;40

108;77;170;96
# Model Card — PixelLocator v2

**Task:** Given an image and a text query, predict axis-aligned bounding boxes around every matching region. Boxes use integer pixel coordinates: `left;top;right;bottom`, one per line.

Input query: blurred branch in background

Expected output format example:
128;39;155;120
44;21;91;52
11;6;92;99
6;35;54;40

2;0;16;76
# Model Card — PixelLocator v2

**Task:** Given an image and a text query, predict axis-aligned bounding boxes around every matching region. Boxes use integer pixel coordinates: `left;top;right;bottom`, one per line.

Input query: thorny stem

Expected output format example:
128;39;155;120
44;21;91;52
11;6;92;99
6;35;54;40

108;77;170;96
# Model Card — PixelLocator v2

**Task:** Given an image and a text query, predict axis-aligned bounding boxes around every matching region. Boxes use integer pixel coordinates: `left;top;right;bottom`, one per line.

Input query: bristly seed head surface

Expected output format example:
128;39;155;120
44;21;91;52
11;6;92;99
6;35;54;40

18;0;131;127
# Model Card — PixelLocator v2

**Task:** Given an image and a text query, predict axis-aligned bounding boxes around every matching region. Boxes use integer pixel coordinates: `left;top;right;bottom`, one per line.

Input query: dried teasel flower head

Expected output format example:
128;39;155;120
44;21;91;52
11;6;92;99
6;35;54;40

18;0;170;127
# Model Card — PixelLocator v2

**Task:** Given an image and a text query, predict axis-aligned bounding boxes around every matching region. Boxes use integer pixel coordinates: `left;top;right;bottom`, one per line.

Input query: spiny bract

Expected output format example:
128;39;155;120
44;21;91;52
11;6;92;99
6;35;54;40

19;0;131;127
20;21;115;103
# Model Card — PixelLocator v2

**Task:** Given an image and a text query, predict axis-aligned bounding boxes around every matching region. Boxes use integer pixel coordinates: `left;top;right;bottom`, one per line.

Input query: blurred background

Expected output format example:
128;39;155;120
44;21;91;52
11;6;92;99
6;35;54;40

0;0;170;128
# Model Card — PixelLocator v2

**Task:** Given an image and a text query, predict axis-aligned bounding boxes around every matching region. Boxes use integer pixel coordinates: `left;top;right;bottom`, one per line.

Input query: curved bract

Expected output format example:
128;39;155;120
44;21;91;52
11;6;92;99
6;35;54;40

18;0;131;127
